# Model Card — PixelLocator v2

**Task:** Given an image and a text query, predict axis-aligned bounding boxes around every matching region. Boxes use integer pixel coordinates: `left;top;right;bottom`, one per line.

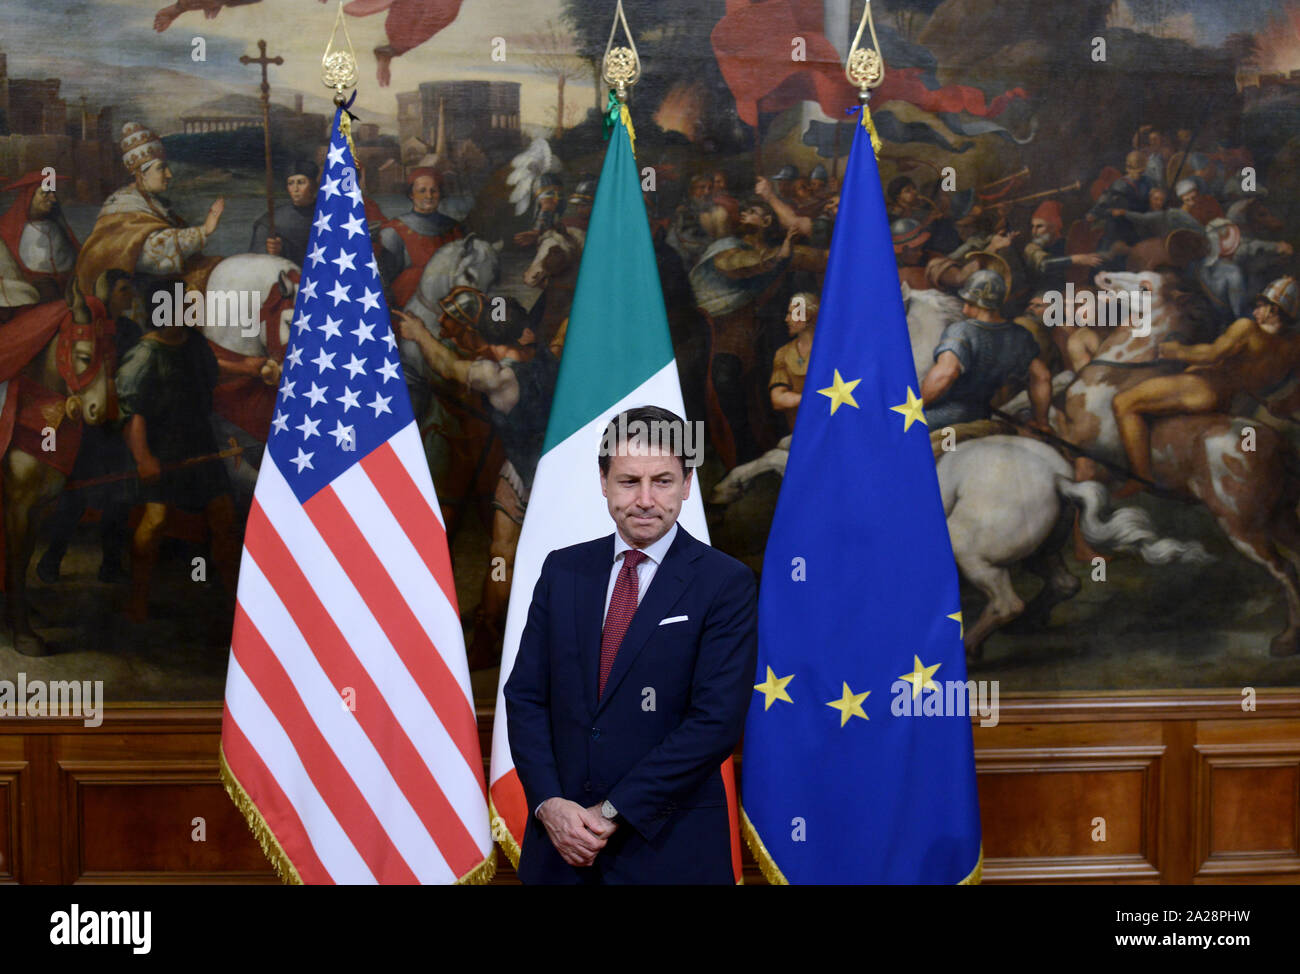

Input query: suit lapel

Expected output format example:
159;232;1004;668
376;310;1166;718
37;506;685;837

595;528;701;715
577;535;614;715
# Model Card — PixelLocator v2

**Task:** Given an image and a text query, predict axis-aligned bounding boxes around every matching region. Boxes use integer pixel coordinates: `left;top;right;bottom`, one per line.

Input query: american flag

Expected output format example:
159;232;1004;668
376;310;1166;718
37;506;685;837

220;111;494;885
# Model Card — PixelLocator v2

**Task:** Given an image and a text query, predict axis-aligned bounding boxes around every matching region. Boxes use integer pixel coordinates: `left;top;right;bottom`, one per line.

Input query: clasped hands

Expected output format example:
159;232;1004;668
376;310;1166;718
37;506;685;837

537;797;618;868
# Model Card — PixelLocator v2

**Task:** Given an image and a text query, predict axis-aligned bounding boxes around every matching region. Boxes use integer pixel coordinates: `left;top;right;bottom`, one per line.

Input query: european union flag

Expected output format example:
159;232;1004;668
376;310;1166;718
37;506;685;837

740;114;982;884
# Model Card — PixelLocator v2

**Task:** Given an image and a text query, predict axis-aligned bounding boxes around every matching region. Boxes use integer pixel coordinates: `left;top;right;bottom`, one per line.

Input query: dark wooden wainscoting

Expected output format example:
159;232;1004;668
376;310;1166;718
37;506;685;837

1;692;1296;884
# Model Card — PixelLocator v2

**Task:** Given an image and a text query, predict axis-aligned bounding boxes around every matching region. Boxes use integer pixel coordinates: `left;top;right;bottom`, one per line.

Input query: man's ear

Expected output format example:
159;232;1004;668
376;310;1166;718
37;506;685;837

681;466;693;499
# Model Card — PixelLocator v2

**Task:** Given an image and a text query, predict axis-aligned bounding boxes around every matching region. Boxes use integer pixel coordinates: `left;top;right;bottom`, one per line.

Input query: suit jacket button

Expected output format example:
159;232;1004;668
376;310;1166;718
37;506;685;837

590;727;600;740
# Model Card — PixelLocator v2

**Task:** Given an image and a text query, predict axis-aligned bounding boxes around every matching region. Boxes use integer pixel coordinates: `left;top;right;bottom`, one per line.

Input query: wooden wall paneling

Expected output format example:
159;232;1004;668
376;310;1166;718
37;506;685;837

1;695;1298;884
1193;718;1300;882
0;731;26;883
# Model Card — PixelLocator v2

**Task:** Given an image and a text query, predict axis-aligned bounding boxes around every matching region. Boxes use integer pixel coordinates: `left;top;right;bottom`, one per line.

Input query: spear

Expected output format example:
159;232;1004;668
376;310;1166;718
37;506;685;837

64;439;245;492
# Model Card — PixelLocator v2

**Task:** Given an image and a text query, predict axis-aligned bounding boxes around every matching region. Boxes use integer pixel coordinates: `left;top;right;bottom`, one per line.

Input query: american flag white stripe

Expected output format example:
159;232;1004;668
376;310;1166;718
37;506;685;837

389;418;448;531
236;550;458;885
224;656;376;884
246;455;488;852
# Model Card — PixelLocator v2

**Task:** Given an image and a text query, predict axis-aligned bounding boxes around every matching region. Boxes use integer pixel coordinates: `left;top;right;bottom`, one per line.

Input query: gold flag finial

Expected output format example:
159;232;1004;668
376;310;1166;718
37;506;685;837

601;0;641;104
846;1;885;155
321;0;359;103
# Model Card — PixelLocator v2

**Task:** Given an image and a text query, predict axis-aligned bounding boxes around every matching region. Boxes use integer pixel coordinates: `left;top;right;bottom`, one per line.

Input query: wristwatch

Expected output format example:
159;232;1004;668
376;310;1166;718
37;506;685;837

600;799;618;820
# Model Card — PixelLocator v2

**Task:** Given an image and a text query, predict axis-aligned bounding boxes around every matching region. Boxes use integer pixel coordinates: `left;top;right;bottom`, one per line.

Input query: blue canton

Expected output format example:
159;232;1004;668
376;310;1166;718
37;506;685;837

267;113;413;503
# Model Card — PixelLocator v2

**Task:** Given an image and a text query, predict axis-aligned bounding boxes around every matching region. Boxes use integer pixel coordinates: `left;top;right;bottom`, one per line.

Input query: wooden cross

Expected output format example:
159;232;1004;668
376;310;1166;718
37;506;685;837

240;40;284;237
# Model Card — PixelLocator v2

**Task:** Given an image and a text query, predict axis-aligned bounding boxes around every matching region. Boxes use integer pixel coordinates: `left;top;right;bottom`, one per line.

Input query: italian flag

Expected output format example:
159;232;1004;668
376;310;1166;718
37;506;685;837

488;111;741;881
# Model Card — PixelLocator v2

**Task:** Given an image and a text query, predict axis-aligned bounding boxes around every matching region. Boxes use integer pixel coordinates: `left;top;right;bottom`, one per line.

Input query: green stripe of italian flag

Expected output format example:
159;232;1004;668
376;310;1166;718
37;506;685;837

488;114;728;873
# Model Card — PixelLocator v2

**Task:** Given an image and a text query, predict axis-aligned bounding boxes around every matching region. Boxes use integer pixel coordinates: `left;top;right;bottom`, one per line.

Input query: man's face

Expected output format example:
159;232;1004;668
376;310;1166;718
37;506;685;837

739;205;770;232
1254;300;1282;333
1030;218;1055;246
137;161;171;194
29;188;57;219
287;174;315;207
1125;163;1144;180
1149;188;1167;211
108;279;135;320
1180;188;1199;209
712;172;727;193
810;178;826;194
823;195;840;219
898;184;918;207
537;190;560;213
691;179;712;201
410;175;440;214
601;446;691;548
1027;295;1049;321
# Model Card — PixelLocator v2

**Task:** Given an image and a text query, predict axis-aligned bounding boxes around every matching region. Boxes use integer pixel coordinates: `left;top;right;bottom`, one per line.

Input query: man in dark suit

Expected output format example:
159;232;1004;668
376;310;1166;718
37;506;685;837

505;405;758;884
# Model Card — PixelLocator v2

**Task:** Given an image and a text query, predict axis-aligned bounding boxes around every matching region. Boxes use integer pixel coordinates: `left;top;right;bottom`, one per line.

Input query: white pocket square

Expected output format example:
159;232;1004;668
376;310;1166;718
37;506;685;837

659;615;689;626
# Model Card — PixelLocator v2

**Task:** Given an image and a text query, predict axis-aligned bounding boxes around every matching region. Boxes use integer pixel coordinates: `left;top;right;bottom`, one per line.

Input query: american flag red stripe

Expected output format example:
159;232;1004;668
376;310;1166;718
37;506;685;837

360;443;459;607
221;707;333;884
230;608;419;883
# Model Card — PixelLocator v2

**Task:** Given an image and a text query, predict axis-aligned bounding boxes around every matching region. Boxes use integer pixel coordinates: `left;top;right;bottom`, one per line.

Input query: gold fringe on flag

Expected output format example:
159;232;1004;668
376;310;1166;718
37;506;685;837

489;796;522;869
743;805;984;885
456;849;499;885
740;807;790;885
222;745;498;885
219;745;302;885
959;846;984;885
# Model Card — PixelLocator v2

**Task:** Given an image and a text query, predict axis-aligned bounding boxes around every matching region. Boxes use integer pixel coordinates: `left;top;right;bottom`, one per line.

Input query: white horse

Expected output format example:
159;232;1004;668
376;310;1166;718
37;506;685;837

196;254;300;500
939;435;1210;657
398;235;503;417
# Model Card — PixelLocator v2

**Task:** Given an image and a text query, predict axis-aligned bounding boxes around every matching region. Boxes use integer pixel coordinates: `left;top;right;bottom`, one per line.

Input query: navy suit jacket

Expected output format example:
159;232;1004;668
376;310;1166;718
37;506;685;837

504;525;758;884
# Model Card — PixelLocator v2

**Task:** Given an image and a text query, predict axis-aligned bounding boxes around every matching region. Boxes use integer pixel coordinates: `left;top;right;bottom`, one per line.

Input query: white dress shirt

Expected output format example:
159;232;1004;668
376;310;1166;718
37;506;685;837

604;522;678;623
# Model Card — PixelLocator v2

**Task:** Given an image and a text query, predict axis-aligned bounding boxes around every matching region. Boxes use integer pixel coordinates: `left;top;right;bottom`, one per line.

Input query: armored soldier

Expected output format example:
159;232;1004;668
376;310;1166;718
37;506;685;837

921;270;1052;458
769;164;799;200
377;166;465;306
1194;218;1249;327
892;217;939;291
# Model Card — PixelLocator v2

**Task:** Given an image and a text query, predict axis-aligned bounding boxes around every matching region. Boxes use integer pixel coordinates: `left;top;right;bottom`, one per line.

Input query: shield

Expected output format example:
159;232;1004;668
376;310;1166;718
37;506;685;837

1089;166;1122;202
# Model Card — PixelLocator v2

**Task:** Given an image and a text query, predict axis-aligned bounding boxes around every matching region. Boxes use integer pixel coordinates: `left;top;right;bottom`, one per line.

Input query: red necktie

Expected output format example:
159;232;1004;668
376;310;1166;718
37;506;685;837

598;549;648;698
